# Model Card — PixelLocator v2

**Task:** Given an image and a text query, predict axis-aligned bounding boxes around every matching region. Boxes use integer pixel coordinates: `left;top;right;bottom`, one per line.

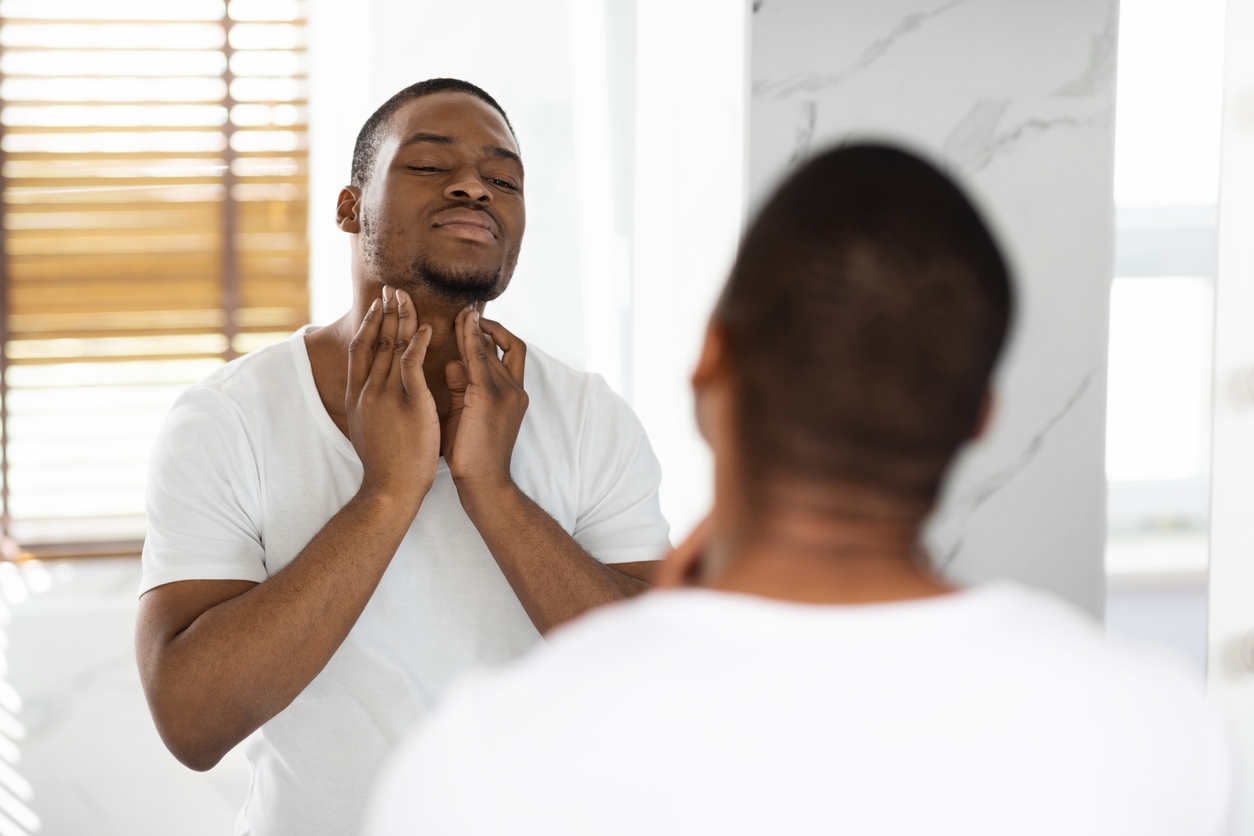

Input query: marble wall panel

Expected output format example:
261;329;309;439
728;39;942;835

750;0;1116;614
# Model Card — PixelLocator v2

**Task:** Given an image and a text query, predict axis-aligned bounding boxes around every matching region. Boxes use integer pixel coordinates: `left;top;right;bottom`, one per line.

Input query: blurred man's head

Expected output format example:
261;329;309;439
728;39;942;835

337;78;525;306
698;144;1013;523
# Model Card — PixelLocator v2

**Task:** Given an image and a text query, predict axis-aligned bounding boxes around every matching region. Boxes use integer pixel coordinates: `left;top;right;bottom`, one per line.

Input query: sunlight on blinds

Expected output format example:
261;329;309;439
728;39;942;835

0;0;310;552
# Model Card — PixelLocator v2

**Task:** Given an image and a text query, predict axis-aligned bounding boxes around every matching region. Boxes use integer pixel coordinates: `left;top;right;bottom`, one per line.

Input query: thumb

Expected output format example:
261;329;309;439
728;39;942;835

399;323;433;397
445;359;468;402
655;517;710;589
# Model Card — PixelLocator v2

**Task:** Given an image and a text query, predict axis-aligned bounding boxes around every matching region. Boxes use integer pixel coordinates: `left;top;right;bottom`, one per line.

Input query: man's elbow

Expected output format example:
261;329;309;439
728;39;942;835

141;675;235;772
150;704;233;772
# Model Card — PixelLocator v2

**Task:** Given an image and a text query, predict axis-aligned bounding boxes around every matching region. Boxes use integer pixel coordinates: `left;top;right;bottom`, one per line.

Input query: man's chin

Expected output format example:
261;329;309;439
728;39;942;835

411;257;504;305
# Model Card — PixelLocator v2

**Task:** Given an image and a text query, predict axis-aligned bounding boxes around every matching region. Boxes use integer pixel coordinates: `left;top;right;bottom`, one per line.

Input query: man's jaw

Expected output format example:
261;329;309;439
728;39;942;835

405;255;502;307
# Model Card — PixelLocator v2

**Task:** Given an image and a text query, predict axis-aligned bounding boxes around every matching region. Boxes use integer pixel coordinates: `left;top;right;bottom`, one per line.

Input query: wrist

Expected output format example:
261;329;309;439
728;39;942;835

454;474;522;521
356;478;430;520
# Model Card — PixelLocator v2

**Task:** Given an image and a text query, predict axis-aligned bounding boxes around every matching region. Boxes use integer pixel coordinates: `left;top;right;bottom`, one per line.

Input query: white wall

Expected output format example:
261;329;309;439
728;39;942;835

629;0;748;538
1207;0;1254;830
751;0;1117;614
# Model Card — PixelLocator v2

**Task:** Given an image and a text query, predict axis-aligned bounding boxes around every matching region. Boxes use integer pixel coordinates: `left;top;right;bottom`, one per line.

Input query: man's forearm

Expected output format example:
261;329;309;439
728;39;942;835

460;484;648;634
138;489;416;770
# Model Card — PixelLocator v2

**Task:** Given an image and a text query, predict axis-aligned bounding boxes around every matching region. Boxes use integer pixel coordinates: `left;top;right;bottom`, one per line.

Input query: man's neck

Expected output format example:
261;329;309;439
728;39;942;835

305;281;482;433
703;489;952;606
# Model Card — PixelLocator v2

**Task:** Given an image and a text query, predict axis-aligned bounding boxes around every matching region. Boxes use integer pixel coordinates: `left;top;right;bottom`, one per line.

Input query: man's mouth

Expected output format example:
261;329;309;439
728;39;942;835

433;208;498;244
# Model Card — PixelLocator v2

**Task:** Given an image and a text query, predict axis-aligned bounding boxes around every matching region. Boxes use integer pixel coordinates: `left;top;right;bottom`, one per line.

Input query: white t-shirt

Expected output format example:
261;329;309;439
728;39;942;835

367;583;1234;836
140;327;670;836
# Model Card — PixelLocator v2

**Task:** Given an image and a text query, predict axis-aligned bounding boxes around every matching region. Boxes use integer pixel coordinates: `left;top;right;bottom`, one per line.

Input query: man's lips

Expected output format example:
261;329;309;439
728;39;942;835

433;208;498;243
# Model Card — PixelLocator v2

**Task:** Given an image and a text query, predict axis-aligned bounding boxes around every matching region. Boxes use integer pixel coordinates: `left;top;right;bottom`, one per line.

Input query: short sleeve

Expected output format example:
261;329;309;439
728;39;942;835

572;378;671;564
140;385;269;595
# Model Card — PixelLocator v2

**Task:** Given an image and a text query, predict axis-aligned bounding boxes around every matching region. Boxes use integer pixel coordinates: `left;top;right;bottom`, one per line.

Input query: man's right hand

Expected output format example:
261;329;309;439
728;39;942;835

137;287;445;773
346;286;441;513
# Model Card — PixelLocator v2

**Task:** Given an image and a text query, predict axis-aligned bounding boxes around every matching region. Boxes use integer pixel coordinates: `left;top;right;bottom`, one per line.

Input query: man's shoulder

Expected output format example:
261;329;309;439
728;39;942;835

451;584;1216;727
522;345;610;408
987;583;1202;686
518;344;640;442
176;332;303;414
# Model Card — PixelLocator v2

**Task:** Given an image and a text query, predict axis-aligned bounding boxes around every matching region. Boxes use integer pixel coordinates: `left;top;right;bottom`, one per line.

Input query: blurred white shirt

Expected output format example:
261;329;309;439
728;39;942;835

366;582;1233;836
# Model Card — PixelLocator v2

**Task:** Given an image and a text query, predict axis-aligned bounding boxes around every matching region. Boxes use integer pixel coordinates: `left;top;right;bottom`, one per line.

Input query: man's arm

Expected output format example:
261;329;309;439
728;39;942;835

463;486;653;633
136;289;439;770
443;308;660;634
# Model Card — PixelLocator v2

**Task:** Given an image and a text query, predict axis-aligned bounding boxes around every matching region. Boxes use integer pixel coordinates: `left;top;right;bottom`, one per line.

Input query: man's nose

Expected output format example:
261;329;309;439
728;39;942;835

444;168;491;203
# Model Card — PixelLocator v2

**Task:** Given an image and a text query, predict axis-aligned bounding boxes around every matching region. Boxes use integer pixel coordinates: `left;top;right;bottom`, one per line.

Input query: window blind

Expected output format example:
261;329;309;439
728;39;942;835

0;0;309;556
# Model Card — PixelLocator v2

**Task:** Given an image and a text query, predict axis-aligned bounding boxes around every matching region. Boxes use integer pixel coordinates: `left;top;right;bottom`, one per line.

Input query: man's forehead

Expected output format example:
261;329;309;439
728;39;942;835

387;92;519;156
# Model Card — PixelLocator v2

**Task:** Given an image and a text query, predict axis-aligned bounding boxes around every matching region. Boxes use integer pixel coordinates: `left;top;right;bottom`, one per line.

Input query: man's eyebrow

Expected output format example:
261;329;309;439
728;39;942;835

483;145;523;168
397;132;522;169
398;132;456;149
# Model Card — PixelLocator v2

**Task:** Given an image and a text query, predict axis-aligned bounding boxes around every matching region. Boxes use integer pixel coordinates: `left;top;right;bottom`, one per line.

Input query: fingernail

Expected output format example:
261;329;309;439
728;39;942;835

471;310;480;324
368;299;378;312
382;285;393;302
396;293;405;309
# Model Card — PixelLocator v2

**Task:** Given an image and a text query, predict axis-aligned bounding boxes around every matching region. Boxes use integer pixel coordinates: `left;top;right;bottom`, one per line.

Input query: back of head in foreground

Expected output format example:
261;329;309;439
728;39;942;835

364;144;1232;836
668;142;1012;603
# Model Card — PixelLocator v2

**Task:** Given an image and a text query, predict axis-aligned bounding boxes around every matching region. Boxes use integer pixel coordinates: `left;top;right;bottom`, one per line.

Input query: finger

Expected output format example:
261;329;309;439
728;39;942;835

458;306;494;385
443;359;468;458
388;289;418;388
479;317;527;386
367;286;398;387
347;298;382;398
655;517;711;589
399;322;434;398
445;358;468;396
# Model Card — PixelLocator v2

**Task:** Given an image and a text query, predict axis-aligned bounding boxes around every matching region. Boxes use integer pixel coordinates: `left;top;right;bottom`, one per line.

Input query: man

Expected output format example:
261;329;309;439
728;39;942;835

366;145;1233;835
135;78;669;836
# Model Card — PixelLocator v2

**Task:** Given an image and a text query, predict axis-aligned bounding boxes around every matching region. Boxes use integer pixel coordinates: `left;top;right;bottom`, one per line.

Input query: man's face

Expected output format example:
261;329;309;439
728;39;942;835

358;92;525;303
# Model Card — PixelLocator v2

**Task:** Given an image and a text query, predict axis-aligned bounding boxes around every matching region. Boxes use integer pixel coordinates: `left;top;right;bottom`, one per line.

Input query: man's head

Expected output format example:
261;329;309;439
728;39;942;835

338;79;525;306
699;143;1013;520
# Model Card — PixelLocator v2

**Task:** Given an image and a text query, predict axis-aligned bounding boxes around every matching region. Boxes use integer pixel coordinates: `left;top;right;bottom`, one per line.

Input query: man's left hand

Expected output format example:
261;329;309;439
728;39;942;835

443;306;529;503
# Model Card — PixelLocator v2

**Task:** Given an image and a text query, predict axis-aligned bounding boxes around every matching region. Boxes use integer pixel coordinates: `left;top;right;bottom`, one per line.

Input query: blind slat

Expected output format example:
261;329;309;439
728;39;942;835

1;8;311;551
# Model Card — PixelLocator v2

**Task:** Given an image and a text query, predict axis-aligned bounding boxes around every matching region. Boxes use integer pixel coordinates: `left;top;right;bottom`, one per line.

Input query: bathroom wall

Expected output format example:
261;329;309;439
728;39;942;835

5;559;249;836
1207;0;1254;829
751;0;1117;614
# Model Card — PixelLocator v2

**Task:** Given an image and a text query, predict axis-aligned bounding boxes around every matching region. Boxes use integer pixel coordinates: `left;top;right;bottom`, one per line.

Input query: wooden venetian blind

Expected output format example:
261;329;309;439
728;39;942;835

0;0;309;555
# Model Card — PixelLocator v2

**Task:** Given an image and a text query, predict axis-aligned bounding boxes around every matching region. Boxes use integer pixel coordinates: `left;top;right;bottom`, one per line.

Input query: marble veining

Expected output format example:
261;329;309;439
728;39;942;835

1054;0;1118;98
944;99;1112;175
931;372;1096;570
787;100;817;167
753;0;973;99
751;0;1115;612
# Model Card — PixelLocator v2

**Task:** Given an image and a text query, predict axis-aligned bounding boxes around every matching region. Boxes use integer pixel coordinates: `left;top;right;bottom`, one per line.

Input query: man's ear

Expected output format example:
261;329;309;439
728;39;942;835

336;186;363;233
691;319;727;389
691;320;730;444
972;390;995;440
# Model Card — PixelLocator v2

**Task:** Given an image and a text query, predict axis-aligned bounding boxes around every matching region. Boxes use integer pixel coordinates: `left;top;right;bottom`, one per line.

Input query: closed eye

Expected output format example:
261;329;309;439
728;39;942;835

408;165;443;173
489;179;518;191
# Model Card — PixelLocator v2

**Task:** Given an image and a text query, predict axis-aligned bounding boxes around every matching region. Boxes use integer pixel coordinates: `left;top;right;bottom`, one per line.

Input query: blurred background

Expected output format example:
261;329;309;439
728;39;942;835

0;0;1234;833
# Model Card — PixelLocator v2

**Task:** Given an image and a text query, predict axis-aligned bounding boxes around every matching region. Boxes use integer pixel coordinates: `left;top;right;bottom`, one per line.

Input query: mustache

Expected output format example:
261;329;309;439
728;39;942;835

429;200;501;230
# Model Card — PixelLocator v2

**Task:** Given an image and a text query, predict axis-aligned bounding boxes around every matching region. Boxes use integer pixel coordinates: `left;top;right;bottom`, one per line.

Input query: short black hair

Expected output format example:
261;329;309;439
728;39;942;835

350;78;517;189
716;143;1014;511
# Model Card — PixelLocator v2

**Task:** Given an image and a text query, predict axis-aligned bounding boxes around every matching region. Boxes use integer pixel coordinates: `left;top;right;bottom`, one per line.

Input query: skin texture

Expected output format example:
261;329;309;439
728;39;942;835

135;92;656;772
656;322;958;604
